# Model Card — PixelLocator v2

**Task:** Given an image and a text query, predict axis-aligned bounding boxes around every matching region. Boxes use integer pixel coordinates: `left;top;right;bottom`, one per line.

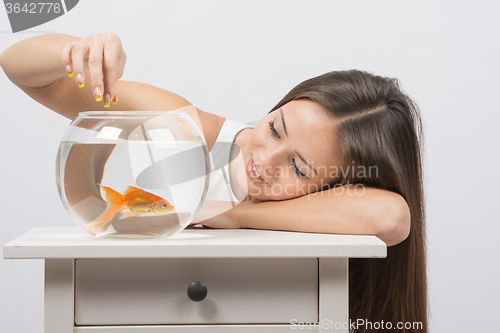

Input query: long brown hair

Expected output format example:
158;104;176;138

269;70;427;332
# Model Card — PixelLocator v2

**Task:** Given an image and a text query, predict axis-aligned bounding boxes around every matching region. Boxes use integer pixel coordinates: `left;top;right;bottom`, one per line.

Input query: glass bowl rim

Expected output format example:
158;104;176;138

77;111;189;118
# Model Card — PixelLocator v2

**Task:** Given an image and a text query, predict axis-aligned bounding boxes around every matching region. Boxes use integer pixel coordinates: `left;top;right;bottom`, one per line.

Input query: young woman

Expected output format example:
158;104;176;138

0;32;427;332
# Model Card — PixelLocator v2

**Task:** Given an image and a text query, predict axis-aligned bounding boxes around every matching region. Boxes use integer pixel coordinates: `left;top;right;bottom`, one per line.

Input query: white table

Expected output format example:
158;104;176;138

3;227;386;332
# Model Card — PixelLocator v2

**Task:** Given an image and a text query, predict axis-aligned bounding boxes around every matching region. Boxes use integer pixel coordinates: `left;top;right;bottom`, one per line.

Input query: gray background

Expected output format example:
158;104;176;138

1;0;499;331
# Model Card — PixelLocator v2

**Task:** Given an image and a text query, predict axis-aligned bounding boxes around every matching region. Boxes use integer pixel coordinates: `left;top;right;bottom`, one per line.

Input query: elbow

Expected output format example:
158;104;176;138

0;49;6;69
0;45;12;68
376;194;411;247
0;48;14;81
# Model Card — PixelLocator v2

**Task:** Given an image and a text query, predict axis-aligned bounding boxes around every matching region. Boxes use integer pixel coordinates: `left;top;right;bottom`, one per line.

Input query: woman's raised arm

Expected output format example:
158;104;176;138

0;33;226;148
0;33;191;119
0;33;81;89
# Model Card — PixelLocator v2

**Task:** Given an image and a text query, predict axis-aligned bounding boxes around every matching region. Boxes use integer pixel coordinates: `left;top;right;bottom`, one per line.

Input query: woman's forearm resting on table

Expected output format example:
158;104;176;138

236;185;410;246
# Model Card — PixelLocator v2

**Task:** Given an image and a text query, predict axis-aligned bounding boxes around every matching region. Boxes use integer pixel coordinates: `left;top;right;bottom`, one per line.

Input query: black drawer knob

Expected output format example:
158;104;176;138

187;281;207;302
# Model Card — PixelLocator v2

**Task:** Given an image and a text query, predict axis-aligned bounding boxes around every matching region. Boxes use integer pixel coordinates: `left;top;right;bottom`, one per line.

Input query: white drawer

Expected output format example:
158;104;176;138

75;258;318;325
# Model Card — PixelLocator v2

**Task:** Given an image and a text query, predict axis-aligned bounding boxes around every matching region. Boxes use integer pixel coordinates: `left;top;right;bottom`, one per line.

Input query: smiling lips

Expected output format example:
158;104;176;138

246;157;268;185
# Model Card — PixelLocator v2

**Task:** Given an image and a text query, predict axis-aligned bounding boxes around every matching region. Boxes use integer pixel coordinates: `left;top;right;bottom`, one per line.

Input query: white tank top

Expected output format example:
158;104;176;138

205;118;256;203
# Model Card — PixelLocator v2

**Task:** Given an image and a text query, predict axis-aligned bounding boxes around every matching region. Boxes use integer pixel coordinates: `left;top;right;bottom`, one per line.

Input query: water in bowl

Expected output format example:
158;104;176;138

57;139;207;238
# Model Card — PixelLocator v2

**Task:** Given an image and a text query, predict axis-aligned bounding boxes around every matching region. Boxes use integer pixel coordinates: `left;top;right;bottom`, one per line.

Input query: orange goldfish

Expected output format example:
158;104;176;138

85;186;175;235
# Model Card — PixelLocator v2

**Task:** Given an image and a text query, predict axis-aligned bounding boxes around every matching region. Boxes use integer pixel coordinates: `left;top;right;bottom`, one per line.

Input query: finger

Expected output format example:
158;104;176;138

102;42;119;107
70;39;90;88
61;41;77;77
88;35;105;102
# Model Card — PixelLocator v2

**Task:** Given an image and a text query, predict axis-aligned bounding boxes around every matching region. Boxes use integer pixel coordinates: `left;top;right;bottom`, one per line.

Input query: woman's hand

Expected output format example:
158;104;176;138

61;32;127;106
196;211;242;229
195;197;267;229
192;201;249;229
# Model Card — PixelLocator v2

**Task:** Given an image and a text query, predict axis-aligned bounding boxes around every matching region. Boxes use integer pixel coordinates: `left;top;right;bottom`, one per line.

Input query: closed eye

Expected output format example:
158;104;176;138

268;120;280;139
268;120;307;179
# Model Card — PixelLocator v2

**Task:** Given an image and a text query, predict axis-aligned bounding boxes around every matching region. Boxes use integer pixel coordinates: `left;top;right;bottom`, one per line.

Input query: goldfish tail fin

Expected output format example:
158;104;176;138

85;204;122;235
118;210;137;220
100;186;124;206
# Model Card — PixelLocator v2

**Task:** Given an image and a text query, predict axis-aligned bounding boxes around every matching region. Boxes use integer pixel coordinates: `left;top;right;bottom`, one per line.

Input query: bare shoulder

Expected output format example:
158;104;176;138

195;109;226;152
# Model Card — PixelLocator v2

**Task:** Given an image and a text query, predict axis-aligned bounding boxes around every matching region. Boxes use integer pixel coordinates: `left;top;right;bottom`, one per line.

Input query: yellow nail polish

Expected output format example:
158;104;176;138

111;94;118;104
76;73;84;88
94;87;102;102
104;94;110;108
65;65;73;77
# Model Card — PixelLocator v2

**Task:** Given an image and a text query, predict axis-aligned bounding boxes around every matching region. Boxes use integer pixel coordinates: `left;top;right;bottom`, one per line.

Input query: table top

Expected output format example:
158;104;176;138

3;227;387;259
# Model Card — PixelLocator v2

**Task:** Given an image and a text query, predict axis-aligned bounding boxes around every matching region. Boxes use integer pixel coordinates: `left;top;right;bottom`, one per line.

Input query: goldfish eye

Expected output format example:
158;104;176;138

162;203;167;208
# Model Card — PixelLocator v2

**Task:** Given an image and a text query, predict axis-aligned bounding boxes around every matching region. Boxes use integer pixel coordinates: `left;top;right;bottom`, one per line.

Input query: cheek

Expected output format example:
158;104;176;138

269;178;305;199
252;126;269;145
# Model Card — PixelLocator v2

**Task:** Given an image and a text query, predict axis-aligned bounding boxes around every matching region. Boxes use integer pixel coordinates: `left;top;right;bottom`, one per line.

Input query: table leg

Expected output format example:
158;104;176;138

319;258;349;332
45;259;75;333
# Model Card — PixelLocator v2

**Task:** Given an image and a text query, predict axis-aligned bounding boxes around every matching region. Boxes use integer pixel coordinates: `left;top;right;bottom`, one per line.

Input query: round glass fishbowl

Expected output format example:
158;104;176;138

56;111;210;238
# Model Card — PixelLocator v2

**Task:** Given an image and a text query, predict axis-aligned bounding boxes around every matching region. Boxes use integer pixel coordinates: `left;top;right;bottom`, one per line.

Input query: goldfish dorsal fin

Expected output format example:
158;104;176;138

124;186;147;195
100;186;124;206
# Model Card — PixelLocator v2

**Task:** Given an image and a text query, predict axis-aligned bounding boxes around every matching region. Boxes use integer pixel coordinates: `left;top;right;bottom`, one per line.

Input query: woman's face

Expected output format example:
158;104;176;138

241;99;342;201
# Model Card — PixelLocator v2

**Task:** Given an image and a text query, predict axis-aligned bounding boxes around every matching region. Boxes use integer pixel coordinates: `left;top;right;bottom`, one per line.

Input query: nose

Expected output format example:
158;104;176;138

256;144;287;178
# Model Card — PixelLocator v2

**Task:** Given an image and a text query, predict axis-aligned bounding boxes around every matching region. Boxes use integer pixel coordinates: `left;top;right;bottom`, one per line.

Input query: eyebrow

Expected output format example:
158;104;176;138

280;108;319;178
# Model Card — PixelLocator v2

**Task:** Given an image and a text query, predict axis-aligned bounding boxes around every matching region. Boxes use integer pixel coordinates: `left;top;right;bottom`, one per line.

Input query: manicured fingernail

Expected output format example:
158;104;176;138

104;93;110;108
76;73;84;88
94;87;102;101
111;94;118;104
65;65;73;77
